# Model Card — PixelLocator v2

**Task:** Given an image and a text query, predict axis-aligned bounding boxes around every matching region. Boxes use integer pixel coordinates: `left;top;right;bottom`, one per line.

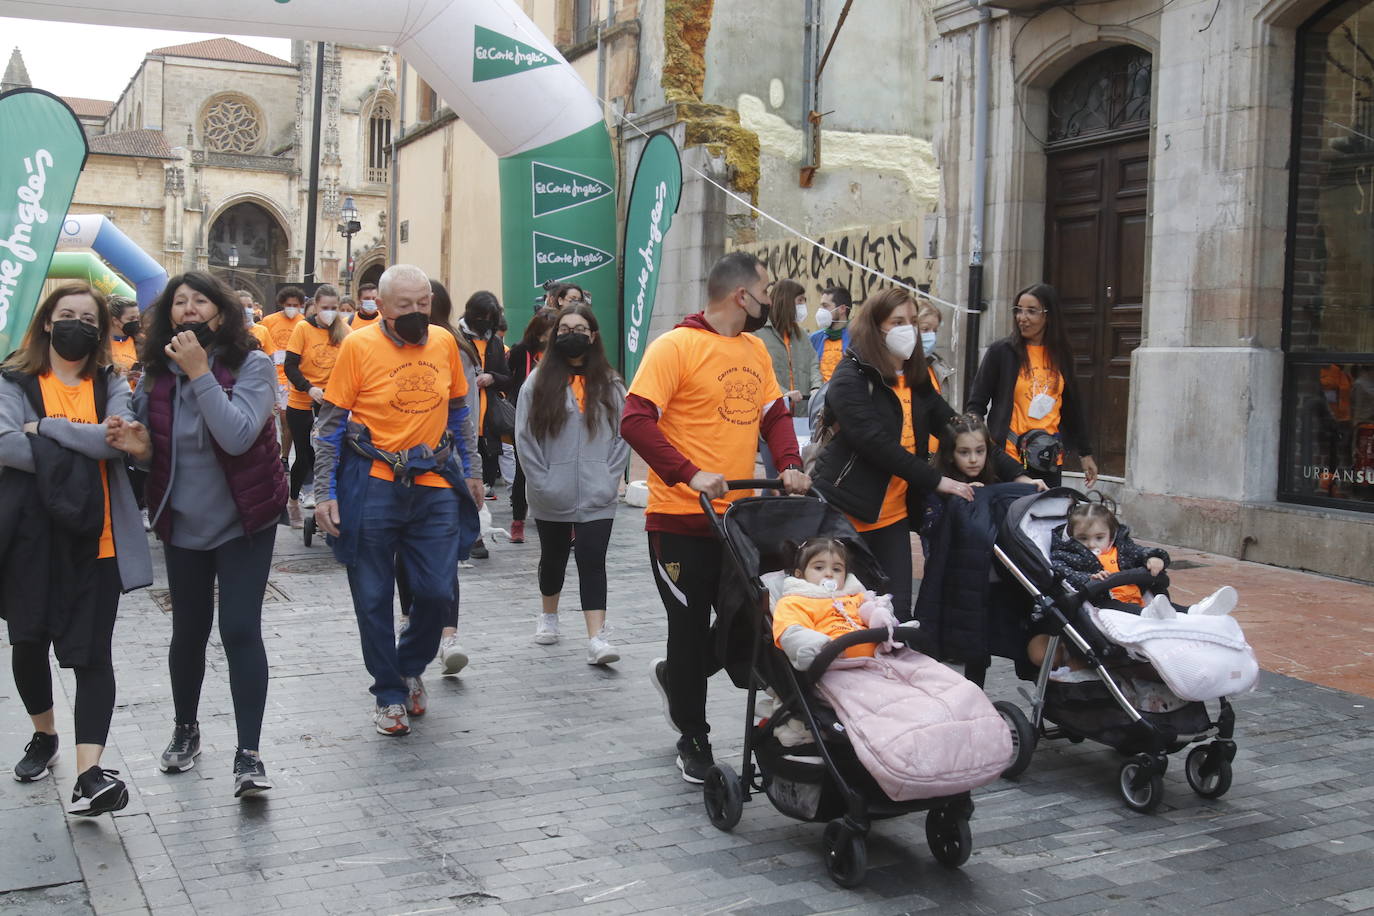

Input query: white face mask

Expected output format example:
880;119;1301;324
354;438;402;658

318;309;338;326
243;308;254;325
794;302;808;324
885;324;917;360
283;307;300;319
814;308;833;329
921;330;937;355
359;300;377;314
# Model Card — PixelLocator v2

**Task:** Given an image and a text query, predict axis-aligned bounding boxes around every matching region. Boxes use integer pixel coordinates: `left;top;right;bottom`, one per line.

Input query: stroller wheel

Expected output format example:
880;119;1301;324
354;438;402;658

925;808;973;868
994;701;1036;780
702;764;743;831
303;516;315;547
822;819;867;888
1185;745;1233;799
1118;755;1165;813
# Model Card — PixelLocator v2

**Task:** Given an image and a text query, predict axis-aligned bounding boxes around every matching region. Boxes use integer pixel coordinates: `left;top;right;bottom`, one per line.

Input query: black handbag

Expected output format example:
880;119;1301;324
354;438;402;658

486;393;517;440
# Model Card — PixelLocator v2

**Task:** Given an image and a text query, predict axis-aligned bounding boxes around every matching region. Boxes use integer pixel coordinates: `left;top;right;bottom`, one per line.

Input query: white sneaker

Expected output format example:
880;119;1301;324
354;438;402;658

141;508;152;531
534;614;560;645
439;636;469;676
1190;585;1238;617
587;630;619;666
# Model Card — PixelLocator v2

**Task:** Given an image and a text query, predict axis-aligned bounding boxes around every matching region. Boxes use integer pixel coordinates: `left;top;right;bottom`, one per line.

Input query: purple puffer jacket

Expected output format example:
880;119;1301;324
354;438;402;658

145;362;286;543
816;649;1012;801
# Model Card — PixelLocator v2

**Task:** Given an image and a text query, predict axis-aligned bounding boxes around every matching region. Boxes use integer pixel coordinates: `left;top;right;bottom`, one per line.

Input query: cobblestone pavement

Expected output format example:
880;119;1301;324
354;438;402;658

2;492;1373;916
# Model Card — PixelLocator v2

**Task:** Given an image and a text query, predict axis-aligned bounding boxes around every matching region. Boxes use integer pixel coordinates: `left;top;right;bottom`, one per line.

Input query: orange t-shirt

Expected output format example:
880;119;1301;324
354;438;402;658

37;373;114;559
772;591;876;659
260;312;305;388
854;378;914;532
818;336;844;383
351;310;381;327
1005;344;1064;462
627;325;784;517
1098;547;1143;605
324;323;469;488
109;336;138;373
570;374;587;412
248;323;271;352
473;338;489;431
285;321;349;411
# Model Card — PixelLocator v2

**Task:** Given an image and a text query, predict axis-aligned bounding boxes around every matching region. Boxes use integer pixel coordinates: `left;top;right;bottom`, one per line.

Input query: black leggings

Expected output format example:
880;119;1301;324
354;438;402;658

511;450;528;522
286;406;317;500
479;435;499;487
164;528;276;750
859;520;914;621
11;559;121;746
646;531;725;738
536;518;612;610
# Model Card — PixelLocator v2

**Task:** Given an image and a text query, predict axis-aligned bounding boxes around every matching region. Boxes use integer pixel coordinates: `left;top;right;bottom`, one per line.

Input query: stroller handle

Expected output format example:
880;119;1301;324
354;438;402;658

806;625;925;683
695;479;785;518
1065;568;1169;609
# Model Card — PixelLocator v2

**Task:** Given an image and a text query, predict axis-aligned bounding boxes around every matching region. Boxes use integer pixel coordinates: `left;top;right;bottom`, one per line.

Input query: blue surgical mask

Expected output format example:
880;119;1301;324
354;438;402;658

921;330;937;355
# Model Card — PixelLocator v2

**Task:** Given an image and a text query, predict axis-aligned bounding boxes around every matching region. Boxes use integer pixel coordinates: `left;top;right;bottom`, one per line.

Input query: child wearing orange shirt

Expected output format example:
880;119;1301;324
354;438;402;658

772;538;898;670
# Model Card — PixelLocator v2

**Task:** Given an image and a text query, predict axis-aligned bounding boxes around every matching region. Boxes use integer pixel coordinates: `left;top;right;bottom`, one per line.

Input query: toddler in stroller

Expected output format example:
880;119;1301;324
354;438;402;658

992;488;1258;813
698;482;1011;888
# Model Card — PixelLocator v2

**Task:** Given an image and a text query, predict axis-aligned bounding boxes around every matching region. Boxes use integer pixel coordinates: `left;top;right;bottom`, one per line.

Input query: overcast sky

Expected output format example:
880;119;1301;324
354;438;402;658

2;17;294;101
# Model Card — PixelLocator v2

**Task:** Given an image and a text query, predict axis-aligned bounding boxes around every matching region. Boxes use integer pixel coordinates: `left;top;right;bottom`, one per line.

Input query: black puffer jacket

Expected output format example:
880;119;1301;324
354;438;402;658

1049;523;1169;590
813;351;1023;525
964;336;1093;457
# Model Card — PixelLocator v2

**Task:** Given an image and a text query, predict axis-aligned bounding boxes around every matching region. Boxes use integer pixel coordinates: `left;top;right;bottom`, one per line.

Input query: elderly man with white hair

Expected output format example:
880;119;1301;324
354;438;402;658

312;264;483;736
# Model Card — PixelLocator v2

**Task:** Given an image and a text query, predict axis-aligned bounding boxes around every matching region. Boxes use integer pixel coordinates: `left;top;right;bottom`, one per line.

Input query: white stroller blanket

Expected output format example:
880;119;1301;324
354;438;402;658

1092;606;1259;702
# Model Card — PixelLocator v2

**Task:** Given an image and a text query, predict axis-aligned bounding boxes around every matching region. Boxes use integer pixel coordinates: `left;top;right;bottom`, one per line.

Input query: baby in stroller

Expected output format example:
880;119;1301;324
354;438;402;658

768;538;1011;802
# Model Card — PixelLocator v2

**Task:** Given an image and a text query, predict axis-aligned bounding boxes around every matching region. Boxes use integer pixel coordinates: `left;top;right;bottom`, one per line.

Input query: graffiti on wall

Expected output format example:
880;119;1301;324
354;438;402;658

730;219;937;305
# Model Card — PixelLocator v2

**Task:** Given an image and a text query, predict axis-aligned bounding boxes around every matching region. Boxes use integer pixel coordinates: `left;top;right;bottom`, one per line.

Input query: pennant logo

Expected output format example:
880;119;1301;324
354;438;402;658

531;162;613;218
532;232;614;286
473;26;557;82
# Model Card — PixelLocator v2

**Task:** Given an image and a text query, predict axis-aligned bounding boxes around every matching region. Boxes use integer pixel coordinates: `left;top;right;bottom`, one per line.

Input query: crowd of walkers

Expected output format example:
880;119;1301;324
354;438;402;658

1;250;1097;812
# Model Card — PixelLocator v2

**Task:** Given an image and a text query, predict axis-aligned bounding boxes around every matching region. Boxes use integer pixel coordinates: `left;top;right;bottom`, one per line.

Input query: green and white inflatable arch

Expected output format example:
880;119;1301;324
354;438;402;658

0;0;617;357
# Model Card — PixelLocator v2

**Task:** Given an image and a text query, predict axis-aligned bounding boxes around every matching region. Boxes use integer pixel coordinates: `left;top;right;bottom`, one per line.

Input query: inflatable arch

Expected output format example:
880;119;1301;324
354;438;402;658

47;251;138;301
0;0;618;357
57;214;168;308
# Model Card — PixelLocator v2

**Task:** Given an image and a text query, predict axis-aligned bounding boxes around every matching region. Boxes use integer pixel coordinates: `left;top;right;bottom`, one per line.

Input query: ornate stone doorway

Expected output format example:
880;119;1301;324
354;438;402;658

208;201;290;298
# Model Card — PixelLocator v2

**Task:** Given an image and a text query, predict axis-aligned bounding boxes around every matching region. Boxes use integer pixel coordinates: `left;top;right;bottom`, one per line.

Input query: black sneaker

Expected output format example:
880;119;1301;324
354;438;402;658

232;749;272;798
14;731;59;782
159;723;201;773
470;538;489;560
676;735;713;784
649;657;680;734
68;766;128;816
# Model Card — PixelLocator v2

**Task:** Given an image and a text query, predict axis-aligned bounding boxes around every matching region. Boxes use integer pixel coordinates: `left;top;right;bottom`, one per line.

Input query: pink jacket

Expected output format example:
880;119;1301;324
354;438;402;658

816;649;1011;802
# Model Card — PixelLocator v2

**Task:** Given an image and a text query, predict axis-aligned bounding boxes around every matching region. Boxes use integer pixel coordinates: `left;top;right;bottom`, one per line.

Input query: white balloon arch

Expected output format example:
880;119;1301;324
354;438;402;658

0;0;618;352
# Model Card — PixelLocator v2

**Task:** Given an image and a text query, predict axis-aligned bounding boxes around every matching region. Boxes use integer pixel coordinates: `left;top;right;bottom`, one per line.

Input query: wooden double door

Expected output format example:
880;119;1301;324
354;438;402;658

1044;135;1149;478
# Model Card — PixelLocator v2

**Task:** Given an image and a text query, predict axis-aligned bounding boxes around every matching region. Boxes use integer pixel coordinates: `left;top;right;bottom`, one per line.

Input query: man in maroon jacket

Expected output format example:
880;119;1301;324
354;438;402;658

622;251;811;783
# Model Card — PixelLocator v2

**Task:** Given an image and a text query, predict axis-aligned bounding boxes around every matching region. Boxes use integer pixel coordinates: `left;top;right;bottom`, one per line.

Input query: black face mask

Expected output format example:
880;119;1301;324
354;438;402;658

51;319;101;361
552;332;592;359
741;292;769;333
173;321;216;348
392;311;429;344
467;318;492;338
121;319;141;339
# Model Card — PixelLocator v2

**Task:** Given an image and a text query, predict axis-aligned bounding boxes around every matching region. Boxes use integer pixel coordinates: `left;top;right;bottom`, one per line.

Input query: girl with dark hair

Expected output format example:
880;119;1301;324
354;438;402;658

504;310;558;542
106;270;286;798
516;303;630;665
812;288;1025;617
755;278;821;415
0;284;153;815
459;292;513;558
282;283;351;526
964;283;1097;487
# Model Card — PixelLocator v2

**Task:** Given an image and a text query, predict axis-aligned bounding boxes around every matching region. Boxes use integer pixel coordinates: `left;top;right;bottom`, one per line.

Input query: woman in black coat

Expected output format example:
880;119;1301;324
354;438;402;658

813;288;1023;617
502;311;558;543
964;283;1097;487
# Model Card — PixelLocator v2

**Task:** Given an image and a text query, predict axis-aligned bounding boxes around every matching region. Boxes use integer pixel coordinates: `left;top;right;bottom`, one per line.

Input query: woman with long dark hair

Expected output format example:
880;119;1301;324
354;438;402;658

106;270;286;798
964;283;1097;487
812;288;1024;617
504;311;558;543
0;283;153;815
458;291;512;557
755;278;821;415
515;303;630;665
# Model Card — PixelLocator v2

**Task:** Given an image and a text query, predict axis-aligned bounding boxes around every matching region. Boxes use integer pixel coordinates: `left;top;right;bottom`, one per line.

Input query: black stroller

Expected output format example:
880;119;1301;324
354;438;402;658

698;481;977;888
990;488;1238;813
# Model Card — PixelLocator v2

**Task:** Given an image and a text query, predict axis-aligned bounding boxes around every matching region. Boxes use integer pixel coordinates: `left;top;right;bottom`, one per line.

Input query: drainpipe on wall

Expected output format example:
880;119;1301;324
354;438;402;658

390;56;405;258
963;0;991;398
800;0;821;187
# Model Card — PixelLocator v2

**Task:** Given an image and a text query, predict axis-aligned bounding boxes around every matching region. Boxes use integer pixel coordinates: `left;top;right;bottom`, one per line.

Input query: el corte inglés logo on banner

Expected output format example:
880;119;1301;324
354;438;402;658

532;232;614;286
531;162;612;217
473;25;557;82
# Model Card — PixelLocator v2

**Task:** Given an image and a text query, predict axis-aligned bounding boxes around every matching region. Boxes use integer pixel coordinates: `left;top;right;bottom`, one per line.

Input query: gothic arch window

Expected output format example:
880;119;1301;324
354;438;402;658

1047;46;1152;146
367;97;393;183
201;94;265;155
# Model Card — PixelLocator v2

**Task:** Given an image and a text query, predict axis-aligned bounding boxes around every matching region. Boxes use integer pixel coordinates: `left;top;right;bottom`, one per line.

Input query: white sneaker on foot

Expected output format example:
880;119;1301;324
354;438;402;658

534;613;560;645
587;629;619;666
439;636;469;676
1190;585;1238;616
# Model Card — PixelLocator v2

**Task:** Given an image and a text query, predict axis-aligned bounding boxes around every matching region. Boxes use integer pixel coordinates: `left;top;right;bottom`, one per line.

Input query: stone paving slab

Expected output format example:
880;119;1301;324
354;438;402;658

5;493;1374;915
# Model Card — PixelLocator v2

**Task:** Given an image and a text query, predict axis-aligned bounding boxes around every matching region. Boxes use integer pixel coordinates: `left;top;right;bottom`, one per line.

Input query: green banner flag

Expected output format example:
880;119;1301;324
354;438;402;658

0;89;88;357
473;25;559;82
621;132;682;381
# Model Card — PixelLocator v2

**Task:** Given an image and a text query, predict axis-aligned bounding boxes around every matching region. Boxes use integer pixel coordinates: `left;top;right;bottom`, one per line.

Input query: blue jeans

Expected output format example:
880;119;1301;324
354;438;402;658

345;476;461;707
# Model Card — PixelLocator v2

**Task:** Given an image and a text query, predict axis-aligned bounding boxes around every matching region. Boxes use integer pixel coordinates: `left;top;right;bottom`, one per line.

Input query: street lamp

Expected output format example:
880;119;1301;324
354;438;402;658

228;245;239;289
338;195;361;294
